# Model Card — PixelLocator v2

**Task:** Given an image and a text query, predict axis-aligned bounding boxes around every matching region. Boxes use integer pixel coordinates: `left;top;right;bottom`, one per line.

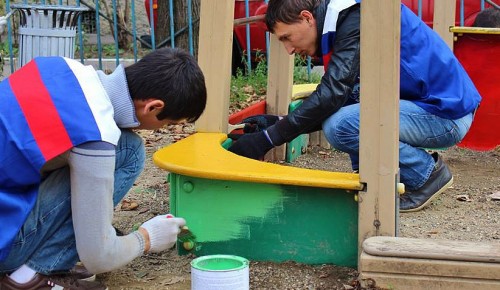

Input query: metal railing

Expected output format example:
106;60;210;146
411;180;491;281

0;0;496;77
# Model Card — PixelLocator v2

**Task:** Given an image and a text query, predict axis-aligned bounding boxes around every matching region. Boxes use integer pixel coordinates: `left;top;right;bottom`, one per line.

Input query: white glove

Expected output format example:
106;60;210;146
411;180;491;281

0;16;7;35
140;215;186;253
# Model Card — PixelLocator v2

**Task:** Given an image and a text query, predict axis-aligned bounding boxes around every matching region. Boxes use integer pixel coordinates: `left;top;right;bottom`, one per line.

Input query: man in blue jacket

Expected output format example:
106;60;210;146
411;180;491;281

229;0;481;212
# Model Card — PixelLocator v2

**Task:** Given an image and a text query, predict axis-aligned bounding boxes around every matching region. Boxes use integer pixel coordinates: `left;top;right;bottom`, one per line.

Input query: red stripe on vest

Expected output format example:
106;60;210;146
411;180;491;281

323;52;332;71
8;61;73;161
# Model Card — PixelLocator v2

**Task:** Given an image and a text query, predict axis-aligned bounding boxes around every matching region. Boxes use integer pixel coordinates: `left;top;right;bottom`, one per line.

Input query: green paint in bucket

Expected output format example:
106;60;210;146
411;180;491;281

191;255;249;290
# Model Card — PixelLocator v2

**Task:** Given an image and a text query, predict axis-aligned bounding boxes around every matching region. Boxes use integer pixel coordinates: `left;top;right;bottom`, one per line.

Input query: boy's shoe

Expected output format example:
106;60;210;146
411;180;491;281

0;273;107;290
67;264;96;282
400;152;453;212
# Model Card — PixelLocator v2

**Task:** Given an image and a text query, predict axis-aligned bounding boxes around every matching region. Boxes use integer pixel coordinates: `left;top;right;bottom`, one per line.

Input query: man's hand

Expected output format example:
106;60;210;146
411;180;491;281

139;215;186;253
228;130;275;160
241;114;282;133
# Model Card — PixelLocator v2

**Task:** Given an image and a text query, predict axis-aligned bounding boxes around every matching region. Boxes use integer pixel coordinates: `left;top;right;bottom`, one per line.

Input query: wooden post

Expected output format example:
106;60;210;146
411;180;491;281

358;0;400;261
433;0;456;50
266;33;294;161
195;0;235;133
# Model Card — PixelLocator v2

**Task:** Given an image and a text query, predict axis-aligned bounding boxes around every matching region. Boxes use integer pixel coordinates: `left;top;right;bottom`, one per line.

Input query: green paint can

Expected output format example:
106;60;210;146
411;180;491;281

191;255;249;290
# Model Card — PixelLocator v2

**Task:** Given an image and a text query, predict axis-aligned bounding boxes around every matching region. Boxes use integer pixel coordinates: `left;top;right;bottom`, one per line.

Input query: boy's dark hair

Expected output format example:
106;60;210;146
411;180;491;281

125;47;207;123
265;0;320;33
472;7;500;28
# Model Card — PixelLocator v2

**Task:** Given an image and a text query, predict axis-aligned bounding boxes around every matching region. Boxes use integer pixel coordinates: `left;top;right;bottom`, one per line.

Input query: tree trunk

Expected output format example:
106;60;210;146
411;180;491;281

191;0;200;59
116;0;131;49
155;0;171;47
156;0;200;57
99;0;130;49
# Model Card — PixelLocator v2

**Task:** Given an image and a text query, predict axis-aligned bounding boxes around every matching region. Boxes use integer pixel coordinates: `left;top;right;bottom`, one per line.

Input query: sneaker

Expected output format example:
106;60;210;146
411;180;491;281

400;152;453;212
0;273;107;290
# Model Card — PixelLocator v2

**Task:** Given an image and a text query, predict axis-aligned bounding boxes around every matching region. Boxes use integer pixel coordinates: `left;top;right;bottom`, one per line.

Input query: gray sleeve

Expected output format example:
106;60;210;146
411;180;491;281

69;141;145;274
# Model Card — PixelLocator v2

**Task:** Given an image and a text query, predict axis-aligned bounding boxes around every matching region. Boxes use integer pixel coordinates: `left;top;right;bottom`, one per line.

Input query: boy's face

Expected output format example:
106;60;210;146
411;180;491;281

136;115;183;130
133;99;185;130
273;11;318;57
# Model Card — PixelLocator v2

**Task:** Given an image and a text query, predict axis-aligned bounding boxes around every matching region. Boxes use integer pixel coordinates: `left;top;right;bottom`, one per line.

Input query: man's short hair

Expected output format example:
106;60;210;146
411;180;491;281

265;0;320;33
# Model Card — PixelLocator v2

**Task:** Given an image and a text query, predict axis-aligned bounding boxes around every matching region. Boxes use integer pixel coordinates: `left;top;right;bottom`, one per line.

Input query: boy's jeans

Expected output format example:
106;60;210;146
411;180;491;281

322;100;473;190
0;130;145;275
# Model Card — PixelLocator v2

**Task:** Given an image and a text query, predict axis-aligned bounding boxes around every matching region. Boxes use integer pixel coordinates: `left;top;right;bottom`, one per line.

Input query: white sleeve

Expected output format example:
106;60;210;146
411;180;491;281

69;142;145;274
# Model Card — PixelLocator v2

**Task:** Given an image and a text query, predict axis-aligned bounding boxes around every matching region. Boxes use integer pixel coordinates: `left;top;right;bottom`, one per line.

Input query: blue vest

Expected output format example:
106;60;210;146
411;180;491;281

0;57;120;261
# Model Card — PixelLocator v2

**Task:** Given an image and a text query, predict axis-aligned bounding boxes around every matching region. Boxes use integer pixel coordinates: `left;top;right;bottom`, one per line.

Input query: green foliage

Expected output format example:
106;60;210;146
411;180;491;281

230;53;268;104
0;41;17;56
293;55;322;84
0;41;18;78
230;53;322;104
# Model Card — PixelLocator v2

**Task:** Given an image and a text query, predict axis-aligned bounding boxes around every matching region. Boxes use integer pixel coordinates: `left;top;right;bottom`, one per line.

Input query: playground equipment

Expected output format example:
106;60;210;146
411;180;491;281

454;27;500;151
360;236;500;289
154;132;363;266
155;0;400;267
154;0;500;288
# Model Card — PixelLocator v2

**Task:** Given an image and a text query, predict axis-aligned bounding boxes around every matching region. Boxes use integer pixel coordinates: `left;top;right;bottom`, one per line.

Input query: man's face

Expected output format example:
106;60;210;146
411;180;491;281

273;11;318;57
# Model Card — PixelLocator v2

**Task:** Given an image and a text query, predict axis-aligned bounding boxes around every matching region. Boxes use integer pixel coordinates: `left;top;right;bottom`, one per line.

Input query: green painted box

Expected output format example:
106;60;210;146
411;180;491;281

168;174;359;268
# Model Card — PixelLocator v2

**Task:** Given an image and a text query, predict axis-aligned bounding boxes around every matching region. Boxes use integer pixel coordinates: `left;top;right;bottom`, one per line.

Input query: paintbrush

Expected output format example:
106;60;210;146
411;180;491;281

166;214;197;250
228;123;246;133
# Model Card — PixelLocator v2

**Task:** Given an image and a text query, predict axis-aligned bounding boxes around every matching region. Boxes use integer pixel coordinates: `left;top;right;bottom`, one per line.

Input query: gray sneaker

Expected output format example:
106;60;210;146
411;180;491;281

400;152;453;212
0;273;107;290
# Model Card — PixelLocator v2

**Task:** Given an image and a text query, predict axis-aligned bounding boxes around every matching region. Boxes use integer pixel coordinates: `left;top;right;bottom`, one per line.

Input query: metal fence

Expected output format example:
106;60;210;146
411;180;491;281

1;0;497;77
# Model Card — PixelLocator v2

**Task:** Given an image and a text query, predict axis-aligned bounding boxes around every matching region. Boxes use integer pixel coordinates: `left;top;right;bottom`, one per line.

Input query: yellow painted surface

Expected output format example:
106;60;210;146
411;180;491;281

451;26;500;35
154;133;363;190
291;83;319;100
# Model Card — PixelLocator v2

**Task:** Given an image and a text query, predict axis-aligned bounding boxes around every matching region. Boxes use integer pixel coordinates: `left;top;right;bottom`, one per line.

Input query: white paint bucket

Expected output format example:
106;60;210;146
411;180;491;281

191;255;249;290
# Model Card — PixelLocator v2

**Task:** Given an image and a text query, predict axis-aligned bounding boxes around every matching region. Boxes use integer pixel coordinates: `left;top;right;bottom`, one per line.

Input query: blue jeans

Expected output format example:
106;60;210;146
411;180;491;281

0;130;145;275
322;100;473;190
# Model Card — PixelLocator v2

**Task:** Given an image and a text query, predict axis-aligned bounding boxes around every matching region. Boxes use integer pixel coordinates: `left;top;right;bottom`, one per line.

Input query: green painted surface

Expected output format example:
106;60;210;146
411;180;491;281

286;100;309;163
170;174;358;268
191;255;249;271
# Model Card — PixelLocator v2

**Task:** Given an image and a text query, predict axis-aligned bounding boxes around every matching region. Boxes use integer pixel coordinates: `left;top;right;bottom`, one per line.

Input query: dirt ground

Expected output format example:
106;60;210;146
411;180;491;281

100;125;500;290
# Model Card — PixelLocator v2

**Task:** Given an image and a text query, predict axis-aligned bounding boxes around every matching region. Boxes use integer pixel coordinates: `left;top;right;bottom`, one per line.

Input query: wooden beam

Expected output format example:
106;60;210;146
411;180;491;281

266;34;294;161
433;0;456;50
358;0;400;262
195;0;235;133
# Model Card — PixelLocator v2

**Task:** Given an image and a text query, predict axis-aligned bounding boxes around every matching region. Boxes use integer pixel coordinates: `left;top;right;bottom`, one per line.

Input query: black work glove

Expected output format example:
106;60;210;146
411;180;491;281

228;130;275;160
241;115;282;133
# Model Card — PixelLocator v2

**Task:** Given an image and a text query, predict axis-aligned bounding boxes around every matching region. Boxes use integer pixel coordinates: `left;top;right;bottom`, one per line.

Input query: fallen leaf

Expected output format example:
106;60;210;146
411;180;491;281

489;191;500;201
139;208;150;214
456;195;472;202
161;276;185;285
121;199;139;211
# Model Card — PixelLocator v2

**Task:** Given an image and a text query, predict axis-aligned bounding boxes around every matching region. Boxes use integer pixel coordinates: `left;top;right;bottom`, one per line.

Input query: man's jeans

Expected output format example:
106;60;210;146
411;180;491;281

0;130;145;275
322;100;473;190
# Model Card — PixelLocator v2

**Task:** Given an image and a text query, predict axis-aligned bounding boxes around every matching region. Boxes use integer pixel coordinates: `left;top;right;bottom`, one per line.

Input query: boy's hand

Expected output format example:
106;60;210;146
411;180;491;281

139;215;186;253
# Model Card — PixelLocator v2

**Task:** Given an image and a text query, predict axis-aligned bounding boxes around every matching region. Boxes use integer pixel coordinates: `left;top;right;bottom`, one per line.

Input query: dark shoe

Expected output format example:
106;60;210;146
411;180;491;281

67;264;96;281
400;152;453;212
0;273;107;290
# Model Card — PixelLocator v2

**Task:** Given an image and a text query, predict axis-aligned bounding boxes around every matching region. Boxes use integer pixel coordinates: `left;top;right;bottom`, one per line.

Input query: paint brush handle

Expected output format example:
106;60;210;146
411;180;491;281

228;123;246;133
166;214;196;250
